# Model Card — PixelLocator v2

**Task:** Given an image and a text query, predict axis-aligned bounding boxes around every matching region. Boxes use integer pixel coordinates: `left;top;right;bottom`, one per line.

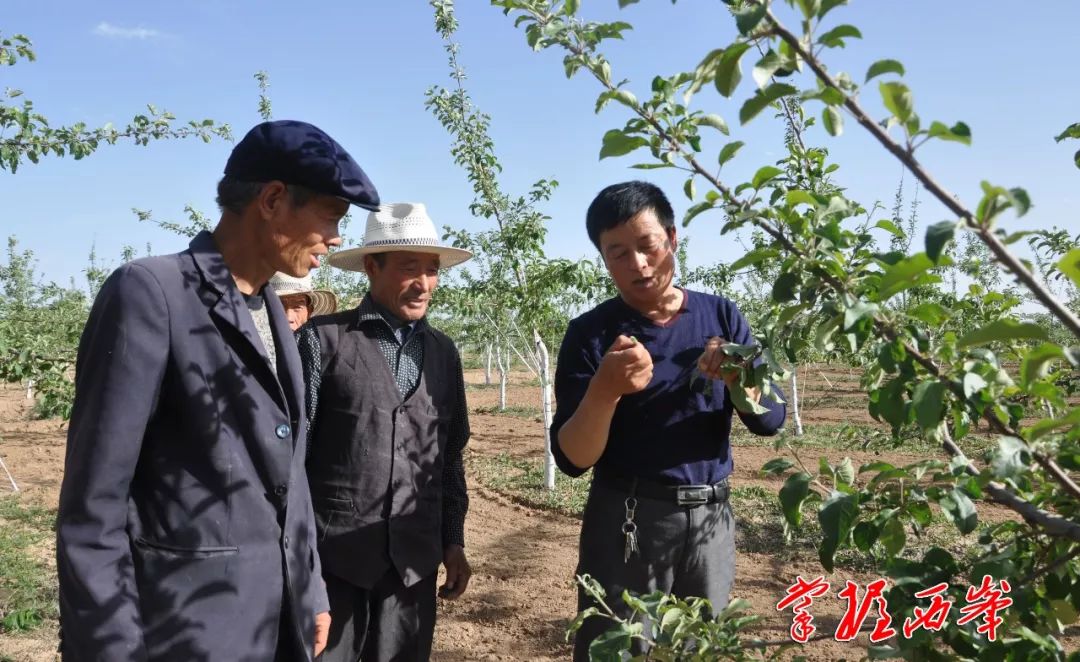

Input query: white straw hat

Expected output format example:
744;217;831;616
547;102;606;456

268;272;338;316
326;202;472;272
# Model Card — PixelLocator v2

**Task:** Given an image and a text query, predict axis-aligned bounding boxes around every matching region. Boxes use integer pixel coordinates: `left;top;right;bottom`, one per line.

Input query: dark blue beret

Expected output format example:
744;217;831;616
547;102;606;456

224;120;380;211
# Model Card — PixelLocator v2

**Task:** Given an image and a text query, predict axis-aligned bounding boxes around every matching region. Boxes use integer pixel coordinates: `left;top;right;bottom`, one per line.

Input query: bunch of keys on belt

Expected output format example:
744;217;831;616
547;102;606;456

622;496;639;563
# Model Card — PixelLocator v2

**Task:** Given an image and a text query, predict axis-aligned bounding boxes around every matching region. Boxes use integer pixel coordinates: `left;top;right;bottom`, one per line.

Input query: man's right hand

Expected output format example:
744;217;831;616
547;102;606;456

594;334;653;399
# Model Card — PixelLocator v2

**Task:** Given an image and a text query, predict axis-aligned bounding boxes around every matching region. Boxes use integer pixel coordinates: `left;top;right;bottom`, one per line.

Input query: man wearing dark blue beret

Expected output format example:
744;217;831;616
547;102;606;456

56;120;378;662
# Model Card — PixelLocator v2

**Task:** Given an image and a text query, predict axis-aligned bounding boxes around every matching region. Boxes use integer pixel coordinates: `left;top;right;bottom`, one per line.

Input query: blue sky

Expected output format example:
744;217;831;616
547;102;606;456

3;1;1078;290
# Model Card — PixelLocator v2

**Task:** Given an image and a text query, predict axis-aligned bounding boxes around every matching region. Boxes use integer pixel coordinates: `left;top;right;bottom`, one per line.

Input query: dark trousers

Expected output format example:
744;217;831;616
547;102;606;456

572;481;736;661
319;569;437;662
274;599;304;662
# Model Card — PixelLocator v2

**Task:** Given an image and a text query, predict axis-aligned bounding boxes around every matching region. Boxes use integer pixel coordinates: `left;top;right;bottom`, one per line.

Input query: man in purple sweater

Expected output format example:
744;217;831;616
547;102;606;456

552;181;787;659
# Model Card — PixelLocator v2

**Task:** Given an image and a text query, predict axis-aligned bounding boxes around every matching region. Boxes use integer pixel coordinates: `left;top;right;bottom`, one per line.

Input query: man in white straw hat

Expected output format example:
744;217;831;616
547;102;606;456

270;272;339;332
304;202;473;661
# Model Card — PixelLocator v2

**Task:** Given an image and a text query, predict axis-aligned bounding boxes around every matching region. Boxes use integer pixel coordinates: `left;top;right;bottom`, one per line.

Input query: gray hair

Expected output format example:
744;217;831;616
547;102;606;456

215;175;319;214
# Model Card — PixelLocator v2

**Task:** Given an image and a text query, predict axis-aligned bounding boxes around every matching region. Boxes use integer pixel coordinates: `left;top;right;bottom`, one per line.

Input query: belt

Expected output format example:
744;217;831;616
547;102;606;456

596;474;730;507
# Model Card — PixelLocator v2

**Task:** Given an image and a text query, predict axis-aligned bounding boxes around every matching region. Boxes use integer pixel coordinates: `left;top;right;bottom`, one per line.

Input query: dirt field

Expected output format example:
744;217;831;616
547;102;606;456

0;367;1074;660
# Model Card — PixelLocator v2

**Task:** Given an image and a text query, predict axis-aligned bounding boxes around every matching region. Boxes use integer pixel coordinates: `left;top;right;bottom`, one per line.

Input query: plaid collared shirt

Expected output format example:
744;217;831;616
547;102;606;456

352;295;470;548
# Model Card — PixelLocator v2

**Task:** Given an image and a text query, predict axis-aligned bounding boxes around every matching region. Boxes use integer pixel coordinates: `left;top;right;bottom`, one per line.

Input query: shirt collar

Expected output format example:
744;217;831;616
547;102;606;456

356;293;425;334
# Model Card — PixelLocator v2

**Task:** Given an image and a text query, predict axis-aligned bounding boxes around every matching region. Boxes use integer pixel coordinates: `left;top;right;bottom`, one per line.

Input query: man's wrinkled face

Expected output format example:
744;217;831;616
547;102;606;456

598;208;677;311
279;293;312;331
365;251;441;322
261;183;349;278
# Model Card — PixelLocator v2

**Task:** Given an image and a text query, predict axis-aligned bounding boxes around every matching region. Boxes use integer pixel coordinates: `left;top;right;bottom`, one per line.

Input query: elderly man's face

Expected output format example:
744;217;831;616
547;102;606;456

599;208;678;313
364;251;440;322
279;294;312;332
260;183;349;278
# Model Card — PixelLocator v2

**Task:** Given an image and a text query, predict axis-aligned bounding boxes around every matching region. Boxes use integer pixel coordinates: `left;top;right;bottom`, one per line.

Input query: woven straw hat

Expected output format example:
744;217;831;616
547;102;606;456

268;272;338;316
326;202;472;272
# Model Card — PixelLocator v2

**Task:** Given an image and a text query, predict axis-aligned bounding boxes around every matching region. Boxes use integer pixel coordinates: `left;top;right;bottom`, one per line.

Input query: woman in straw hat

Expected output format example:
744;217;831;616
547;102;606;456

269;272;339;332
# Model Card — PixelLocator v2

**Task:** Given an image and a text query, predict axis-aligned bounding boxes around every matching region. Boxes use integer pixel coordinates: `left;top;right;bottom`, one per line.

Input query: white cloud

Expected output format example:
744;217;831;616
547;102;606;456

93;22;161;40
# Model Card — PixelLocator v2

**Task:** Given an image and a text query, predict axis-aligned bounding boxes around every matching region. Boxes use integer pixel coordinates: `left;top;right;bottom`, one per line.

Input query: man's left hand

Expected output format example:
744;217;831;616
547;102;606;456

314;610;331;657
440;544;471;600
698;336;760;402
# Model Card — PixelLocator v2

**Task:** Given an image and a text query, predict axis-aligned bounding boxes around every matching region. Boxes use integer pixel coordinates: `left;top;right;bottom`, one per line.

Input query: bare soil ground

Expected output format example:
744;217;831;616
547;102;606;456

0;365;1075;660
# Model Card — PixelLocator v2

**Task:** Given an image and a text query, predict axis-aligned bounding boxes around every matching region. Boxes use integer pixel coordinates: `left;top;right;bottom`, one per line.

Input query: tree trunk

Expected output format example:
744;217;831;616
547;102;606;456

25;379;33;400
534;328;556;491
497;344;508;411
790;368;804;436
484;343;493;385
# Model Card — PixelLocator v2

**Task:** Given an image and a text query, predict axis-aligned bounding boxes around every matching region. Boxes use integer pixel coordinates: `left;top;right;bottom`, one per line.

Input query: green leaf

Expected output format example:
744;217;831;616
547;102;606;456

730;384;769;415
927;121;972;145
1054;122;1080;142
911;380;946;430
818;493;859;571
786;190;817;208
564;0;580;15
714;43;750;98
879;81;913;123
734;2;767;34
924;220;956;263
817;0;847;19
794;0;820;19
962;372;987;398
683;176;696;201
761;457;795;475
751;165;783;189
730;247;779;271
938;487;978;534
1073;149;1080;170
780;472;812;527
991;436;1028;479
1008;187;1032;216
822;106;843;136
1021;342;1066;387
772;271;799;303
599;129;648;159
697;113;729;134
835;457;855;486
589;625;633;660
877;253;936;300
1057;247;1080;288
875;219;902;236
879;516;906;556
957;319;1050;348
739;83;797;124
865;59;905;82
817;24;862;48
752;49;783;89
908;302;949;325
843;301;878;331
717;140;745;166
630;162;673;170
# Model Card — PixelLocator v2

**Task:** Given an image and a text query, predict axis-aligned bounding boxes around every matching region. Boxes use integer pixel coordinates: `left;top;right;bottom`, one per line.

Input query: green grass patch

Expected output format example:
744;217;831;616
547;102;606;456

465;382;501;391
0;497;57;634
472;405;543;420
470;452;590;517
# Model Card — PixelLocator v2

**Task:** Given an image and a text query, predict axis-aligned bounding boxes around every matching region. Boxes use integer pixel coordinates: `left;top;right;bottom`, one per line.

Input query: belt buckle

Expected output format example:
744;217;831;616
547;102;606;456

676;485;710;506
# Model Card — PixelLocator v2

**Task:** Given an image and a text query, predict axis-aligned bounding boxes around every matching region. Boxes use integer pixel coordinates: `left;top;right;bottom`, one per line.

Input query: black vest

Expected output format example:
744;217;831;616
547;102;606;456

306;311;456;588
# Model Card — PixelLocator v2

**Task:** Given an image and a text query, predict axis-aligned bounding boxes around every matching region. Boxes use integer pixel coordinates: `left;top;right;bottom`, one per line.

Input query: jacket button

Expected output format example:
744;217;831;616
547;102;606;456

284;535;290;549
274;484;288;497
275;424;291;439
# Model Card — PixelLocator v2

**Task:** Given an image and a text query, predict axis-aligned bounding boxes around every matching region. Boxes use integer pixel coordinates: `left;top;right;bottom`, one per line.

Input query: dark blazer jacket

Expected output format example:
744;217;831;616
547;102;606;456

56;231;328;661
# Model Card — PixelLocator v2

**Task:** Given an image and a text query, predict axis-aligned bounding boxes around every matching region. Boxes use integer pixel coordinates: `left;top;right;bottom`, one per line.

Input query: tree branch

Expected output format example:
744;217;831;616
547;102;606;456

762;9;1080;340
